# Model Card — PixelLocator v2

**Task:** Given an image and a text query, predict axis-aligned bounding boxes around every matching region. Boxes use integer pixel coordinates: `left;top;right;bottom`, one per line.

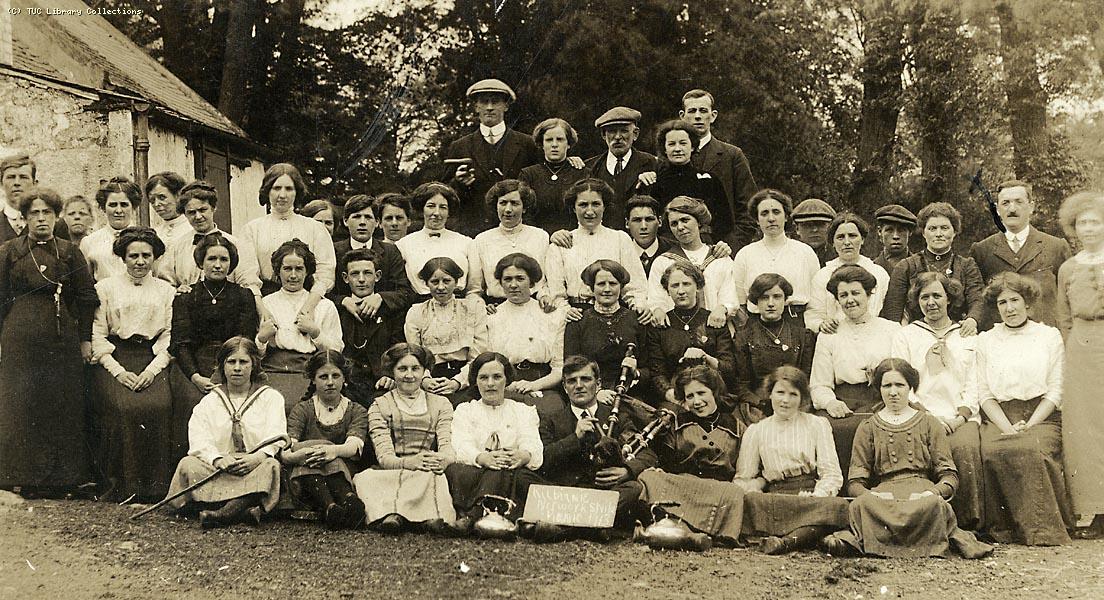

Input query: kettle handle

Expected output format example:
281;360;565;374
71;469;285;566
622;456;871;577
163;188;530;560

650;501;681;522
480;494;517;516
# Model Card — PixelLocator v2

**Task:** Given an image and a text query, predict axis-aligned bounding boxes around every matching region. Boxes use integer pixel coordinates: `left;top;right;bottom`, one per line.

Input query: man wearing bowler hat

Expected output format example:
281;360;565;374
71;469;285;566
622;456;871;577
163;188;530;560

872;204;917;273
442;78;541;236
792;198;837;266
583;107;658;227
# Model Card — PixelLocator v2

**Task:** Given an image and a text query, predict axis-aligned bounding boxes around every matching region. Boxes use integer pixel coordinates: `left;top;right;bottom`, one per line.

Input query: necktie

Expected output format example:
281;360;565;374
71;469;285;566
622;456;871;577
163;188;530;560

193;231;213;245
485;133;497;145
641;252;651;271
615;157;624;175
1010;236;1022;253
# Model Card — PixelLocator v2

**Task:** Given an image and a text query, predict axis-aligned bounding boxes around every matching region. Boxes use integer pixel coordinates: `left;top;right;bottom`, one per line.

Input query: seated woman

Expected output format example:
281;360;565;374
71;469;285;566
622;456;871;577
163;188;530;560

976;273;1073;545
823;359;993;559
257;240;344;413
445;352;544;531
805;212;890;333
732;189;821;323
486;252;566;405
733;366;848;555
352;343;456;533
638;365;747;545
168;234;260;464
165;337;286;528
643;120;736;245
564;259;650;403
732;273;816;422
890;271;983;531
809;265;900;475
644;262;736;407
880;202;985;335
405;257;488;403
282;350;368;530
646;196;736;328
91;227;176;502
395;182;473;302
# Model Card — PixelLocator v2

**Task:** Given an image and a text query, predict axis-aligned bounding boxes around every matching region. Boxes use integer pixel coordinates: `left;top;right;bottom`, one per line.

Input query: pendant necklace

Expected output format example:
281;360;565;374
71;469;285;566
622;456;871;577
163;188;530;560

202;279;227;304
758;319;790;351
29;239;64;335
672;307;702;332
544;161;567;181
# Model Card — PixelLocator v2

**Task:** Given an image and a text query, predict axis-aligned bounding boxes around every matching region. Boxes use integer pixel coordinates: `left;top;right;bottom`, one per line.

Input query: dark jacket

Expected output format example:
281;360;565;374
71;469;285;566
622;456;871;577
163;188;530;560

644;163;734;245
537;397;657;486
443;129;541;236
968;227;1071;330
583;150;659;228
331;238;413;316
880;250;986;325
691;136;759;250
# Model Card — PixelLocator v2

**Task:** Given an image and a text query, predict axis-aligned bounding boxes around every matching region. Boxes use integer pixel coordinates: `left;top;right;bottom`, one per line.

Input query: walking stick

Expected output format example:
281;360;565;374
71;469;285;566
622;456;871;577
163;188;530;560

130;433;290;520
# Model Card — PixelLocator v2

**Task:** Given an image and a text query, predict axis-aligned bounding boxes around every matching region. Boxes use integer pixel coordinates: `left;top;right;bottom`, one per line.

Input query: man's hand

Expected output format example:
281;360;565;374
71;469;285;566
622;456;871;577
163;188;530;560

358;294;384;320
637;171;657;187
566;156;586;170
454;164;476;187
550;230;573;249
594;466;630;487
575;414;599;439
819;319;840;334
374;376;394;390
826;400;853;419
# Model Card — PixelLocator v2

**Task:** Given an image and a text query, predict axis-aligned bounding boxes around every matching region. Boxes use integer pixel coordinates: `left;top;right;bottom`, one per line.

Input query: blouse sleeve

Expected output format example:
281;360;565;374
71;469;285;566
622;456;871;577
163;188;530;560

466;242;486;296
403;303;424;345
811;416;843;497
732;249;749;308
1044;327;1064;409
732;422;764;481
169;294;199;378
973;337;995;404
66;244;100;340
238;288;261;338
804;269;829;331
91;282;123;377
619;233;649;307
286;401;310;443
960;257;986;325
517;403;544;470
457;303;489;385
187;395;223;466
230;239;263;295
1055;262;1073;339
549;307;566;372
809;335;838;410
927;417;959;499
845;418;875;495
368;400;403;470
309;223;338;297
450;403;481;466
346;402;369;442
543;244;568;304
253;388;289;458
432;396;456;461
145;287;174;376
647;257;674;313
711;326;738;388
880;260;911;323
313;299;345;352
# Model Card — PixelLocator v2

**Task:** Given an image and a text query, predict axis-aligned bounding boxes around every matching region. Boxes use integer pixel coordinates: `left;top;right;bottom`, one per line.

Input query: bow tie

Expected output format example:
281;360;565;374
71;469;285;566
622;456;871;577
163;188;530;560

428;232;442;238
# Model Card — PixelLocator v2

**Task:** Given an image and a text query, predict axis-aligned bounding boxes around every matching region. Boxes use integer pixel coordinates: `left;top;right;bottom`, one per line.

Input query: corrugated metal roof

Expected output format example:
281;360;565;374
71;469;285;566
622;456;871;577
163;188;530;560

14;0;249;141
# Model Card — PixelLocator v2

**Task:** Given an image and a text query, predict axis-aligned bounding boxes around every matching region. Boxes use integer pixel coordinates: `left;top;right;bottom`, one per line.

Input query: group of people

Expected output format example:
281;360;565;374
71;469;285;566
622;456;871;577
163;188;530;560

1;79;1102;559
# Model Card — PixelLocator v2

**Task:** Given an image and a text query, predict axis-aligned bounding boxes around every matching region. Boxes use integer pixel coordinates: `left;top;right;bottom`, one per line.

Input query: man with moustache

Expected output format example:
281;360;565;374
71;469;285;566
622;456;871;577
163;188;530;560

443;79;541;236
969;180;1071;329
0;154;68;242
532;355;657;540
584;107;658;227
872;205;917;273
680;89;759;249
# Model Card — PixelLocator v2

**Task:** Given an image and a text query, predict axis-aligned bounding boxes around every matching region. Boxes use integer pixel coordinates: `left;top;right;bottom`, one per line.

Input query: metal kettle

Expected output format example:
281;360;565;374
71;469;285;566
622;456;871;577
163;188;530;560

636;503;712;551
472;495;518;540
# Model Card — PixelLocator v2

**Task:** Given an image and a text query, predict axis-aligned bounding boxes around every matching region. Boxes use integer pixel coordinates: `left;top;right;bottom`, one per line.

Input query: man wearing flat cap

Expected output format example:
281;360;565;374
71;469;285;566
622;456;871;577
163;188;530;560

872;204;917;273
442;78;541;236
792;198;837;266
968;180;1071;329
680;89;759;250
584;107;658;227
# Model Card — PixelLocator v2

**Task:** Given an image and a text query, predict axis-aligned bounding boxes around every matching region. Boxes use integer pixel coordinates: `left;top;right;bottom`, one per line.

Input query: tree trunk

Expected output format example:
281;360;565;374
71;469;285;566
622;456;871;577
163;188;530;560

218;0;261;126
911;8;960;203
848;0;905;210
996;2;1048;182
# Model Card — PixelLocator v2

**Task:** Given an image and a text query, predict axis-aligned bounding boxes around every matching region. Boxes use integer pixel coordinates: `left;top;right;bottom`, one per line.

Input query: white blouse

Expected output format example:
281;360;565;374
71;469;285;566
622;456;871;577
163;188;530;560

733;412;843;497
810;317;900;410
647;249;736;314
732;237;820;310
91;274;176;377
188;386;288;466
154;214;194;248
974;321;1064;409
451;398;543;469
404;297;489;384
79;226;130;282
158;228;262;293
543;225;648;305
239;213;337;295
466;225;549;299
396;229;473;295
258;289;343;354
485;299;565;369
804;256;890;331
890;322;979;421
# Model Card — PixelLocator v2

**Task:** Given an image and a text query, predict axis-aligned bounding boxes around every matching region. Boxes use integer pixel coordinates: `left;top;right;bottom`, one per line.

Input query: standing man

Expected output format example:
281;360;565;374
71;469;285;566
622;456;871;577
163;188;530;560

0;154;68;242
680;89;759;250
624;195;670;277
792;198;837;266
443;79;541;237
584;107;658;228
969;180;1071;329
872;204;917;273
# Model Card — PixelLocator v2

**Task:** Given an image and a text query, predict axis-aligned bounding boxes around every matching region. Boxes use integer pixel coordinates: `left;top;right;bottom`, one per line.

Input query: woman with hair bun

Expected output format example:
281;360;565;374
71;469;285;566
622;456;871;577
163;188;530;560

80;176;139;281
90;226;175;501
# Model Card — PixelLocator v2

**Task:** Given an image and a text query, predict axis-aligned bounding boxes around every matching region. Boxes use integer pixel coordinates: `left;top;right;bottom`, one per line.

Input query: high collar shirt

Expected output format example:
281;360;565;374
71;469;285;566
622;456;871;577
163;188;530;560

809;316;900;409
466;224;549;299
451;398;543;469
974;321;1063;409
240;213;337;295
91;273;175;377
805;256;891;331
396;228;473;296
258;288;344;354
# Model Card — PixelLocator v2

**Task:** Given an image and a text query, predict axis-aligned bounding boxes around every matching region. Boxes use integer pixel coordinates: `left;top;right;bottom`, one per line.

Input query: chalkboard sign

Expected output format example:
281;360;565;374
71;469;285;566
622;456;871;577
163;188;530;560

521;485;619;528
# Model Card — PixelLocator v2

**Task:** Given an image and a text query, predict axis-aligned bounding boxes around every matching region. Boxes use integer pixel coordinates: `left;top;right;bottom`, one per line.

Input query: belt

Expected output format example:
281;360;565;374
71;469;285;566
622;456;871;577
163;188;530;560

566;296;592;310
514;360;544;371
107;334;155;347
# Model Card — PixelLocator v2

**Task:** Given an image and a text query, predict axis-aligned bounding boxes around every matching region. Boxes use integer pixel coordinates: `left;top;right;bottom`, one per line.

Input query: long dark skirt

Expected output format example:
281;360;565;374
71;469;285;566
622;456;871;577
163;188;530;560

509;362;564;414
166;343;220;466
91;338;173;501
445;463;544;520
262;348;310;414
639;469;747;542
816;382;876;478
0;294;91;490
947;421;984;531
741;475;850;537
981;398;1073;545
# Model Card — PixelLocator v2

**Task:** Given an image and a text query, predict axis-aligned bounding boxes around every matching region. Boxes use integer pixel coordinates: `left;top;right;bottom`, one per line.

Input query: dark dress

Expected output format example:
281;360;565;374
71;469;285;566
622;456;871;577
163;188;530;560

643;163;734;244
518;161;588;235
643;306;737;405
638;409;748;541
286;398;370;483
168;282;259;463
880;250;986;325
0;237;98;490
564;305;650;391
732;314;816;420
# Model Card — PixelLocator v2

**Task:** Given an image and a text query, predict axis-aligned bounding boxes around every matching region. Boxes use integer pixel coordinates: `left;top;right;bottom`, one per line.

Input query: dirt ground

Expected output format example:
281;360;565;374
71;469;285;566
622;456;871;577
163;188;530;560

2;498;1102;600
